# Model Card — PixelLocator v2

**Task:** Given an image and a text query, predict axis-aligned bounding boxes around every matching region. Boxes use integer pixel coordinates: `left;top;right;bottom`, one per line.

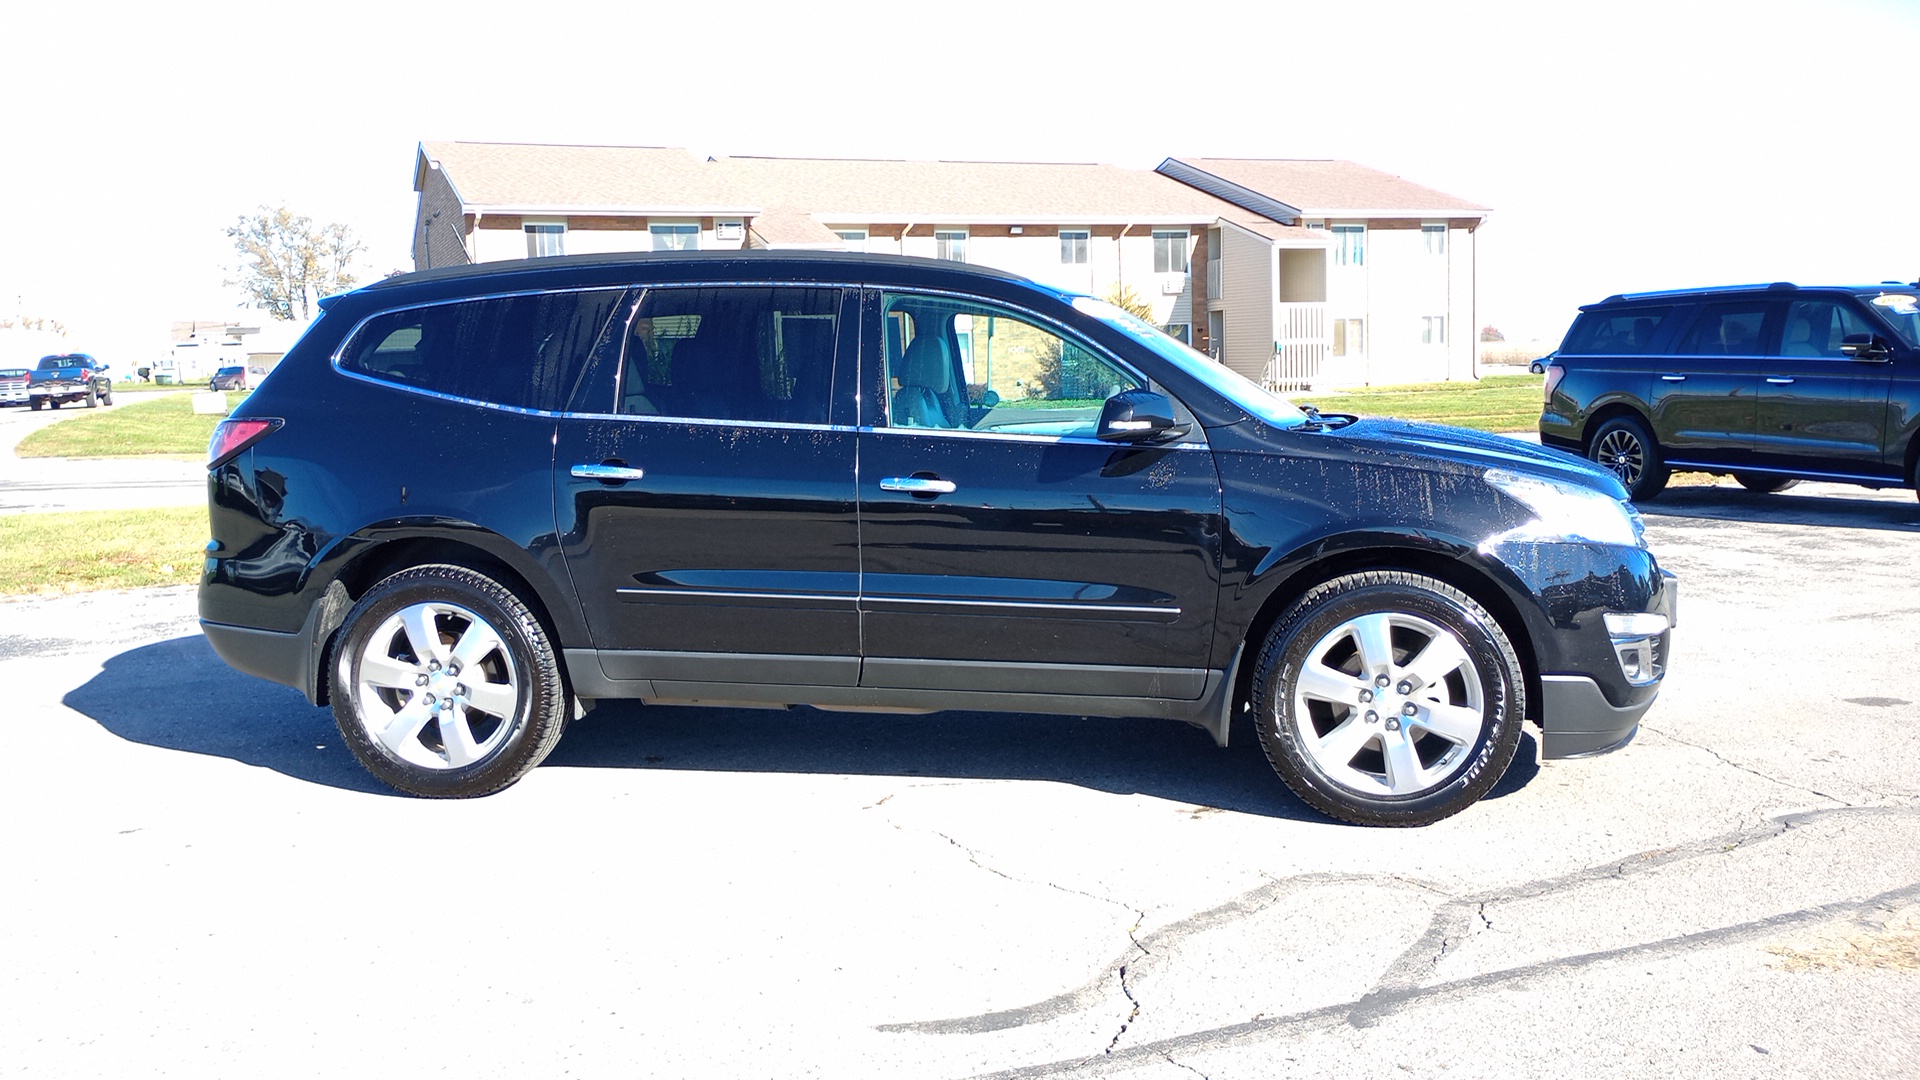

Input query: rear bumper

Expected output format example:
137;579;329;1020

201;619;316;702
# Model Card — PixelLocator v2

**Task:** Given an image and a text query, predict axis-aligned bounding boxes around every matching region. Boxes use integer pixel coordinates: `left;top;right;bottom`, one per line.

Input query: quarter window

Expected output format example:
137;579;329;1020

340;290;627;412
617;287;840;425
1560;308;1672;355
882;293;1141;438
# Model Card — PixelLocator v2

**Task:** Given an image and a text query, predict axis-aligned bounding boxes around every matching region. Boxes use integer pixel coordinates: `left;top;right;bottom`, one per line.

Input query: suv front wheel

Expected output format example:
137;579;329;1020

1588;415;1668;501
1251;571;1526;827
330;564;568;797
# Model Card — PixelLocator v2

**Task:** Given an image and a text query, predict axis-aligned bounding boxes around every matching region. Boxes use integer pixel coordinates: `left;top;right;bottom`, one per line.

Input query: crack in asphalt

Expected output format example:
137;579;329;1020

885;805;1919;1072
1640;724;1853;805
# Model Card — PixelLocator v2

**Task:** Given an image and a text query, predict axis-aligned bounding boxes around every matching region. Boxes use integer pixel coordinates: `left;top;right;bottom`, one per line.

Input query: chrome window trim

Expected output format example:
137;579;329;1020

617;588;855;603
857;424;1208;450
612;587;1175;617
566;410;860;435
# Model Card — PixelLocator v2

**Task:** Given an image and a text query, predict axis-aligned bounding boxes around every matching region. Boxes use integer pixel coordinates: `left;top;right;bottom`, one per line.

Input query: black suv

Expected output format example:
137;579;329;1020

1540;282;1920;501
199;252;1676;826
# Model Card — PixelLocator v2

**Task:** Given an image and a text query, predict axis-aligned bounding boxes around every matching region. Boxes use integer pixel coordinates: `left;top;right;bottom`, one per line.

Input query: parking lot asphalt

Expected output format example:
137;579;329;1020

0;397;205;513
2;475;1917;1078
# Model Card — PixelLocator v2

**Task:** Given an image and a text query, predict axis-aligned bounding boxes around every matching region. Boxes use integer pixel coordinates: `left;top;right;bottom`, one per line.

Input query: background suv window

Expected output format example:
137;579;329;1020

617;287;839;425
339;290;626;411
1561;307;1672;354
1780;300;1877;358
1676;303;1771;356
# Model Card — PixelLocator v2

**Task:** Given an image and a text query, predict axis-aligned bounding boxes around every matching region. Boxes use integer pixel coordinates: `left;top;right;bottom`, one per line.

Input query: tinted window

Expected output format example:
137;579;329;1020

1561;308;1671;354
618;287;839;425
1676;303;1770;356
341;290;625;411
883;293;1140;438
1779;300;1877;359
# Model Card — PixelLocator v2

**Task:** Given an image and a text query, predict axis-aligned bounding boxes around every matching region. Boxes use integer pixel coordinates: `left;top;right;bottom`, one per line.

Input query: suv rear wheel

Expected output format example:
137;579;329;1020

330;564;568;797
1251;571;1525;827
1734;472;1798;494
1588;415;1668;501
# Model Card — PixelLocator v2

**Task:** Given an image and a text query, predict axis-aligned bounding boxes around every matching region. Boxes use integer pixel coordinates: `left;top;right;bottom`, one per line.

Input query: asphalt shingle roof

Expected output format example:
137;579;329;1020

1165;158;1489;216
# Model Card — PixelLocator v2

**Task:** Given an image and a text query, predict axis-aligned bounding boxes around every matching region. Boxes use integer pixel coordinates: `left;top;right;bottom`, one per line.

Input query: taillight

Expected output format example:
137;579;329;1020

1543;363;1567;403
208;417;282;467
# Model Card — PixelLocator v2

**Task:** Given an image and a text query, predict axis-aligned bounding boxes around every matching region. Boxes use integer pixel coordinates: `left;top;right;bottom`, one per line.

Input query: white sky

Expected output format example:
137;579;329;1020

4;0;1917;362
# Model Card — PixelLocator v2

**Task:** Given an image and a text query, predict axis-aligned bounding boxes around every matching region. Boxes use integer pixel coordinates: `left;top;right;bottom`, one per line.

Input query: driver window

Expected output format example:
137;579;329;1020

881;294;1139;438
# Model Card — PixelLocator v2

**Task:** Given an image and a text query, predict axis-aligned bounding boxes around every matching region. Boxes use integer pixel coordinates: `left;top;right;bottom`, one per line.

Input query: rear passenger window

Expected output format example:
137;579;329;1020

1676;303;1771;356
340;290;626;411
618;287;839;425
1561;308;1671;354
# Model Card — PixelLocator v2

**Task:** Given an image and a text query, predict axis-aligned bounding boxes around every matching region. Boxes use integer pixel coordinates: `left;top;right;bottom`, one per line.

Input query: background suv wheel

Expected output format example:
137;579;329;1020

1588;416;1668;501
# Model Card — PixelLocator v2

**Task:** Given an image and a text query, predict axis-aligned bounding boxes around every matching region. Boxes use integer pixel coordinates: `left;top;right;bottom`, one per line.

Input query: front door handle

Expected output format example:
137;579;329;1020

879;476;957;495
1765;376;1796;385
1659;374;1687;382
571;463;646;483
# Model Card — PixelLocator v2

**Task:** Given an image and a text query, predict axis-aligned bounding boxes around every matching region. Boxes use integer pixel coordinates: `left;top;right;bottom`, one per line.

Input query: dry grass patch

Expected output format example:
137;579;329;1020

0;508;206;595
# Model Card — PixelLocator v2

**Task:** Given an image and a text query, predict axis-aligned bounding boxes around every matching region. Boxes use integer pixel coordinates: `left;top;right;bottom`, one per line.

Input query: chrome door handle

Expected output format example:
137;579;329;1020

571;463;646;482
879;476;957;495
1659;374;1687;382
1765;377;1796;385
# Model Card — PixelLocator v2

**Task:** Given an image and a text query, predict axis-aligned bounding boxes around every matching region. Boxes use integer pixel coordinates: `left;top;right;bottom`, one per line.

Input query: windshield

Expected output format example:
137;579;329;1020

1861;290;1920;348
1070;297;1307;428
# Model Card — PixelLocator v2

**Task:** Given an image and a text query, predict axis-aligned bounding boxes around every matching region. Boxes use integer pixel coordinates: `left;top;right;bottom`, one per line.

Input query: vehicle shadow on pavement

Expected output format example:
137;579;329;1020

1640;485;1920;532
70;634;1542;819
65;634;392;796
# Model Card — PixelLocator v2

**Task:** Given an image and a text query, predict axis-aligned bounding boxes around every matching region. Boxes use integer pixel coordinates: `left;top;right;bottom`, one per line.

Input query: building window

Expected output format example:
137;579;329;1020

651;223;699;251
525;223;565;258
1423;316;1446;345
1333;318;1365;357
1060;229;1089;265
1332;226;1365;267
934;230;968;262
1423;224;1447;255
835;229;868;252
1165;323;1191;344
1153;230;1190;274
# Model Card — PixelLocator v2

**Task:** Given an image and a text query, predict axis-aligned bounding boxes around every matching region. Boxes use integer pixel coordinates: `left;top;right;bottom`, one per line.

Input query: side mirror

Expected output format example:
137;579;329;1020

1097;388;1190;442
1840;333;1892;362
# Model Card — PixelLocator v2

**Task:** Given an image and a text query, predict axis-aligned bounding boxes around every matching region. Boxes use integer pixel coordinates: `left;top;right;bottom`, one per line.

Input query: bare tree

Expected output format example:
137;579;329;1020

227;207;365;321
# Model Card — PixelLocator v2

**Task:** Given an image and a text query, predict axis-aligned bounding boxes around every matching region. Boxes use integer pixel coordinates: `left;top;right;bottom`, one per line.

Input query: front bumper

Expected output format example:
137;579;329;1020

1537;569;1676;759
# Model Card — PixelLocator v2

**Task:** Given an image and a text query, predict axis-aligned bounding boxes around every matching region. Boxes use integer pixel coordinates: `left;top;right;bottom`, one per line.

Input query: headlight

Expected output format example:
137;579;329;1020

1484;469;1643;547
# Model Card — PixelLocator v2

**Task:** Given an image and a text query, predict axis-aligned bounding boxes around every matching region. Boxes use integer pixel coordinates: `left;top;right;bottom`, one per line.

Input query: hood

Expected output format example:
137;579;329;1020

1333;416;1629;499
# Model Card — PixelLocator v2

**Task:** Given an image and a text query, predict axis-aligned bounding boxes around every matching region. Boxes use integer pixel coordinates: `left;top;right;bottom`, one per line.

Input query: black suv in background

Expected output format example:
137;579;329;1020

1540;282;1920;501
200;252;1676;826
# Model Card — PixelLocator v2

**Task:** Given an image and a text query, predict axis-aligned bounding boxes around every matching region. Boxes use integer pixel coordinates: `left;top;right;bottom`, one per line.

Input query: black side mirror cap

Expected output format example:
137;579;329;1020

1097;388;1190;442
1839;333;1892;361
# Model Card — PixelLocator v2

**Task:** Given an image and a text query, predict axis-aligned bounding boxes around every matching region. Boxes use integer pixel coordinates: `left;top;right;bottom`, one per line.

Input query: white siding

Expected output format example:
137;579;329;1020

1219;227;1276;385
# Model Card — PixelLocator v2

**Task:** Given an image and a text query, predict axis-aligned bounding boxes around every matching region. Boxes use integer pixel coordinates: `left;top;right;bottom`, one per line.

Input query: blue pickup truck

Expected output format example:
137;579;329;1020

27;353;114;410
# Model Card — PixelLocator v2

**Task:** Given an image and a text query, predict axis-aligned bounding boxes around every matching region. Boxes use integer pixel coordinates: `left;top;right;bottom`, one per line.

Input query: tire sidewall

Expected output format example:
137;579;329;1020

331;567;553;797
1255;574;1523;827
1589;416;1664;501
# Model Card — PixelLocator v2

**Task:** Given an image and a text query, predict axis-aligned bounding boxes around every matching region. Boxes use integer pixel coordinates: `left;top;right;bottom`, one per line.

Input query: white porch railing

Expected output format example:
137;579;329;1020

1265;302;1329;392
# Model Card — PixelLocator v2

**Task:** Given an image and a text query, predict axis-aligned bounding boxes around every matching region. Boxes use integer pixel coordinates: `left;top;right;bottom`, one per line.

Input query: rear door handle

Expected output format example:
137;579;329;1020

879;476;957;495
571;463;646;482
1659;374;1687;382
1765;376;1796;385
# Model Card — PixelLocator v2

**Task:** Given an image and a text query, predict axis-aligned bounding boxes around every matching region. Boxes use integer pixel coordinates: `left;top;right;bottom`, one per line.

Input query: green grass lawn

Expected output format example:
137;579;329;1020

15;391;245;458
0;508;206;595
1294;373;1544;433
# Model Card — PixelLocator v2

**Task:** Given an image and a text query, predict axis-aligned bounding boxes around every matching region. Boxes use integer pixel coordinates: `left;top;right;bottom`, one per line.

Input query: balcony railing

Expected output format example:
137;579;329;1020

1265;302;1329;392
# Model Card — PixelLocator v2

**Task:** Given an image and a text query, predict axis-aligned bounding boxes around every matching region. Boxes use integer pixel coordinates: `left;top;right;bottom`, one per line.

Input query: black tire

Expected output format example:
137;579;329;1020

84;386;99;408
330;564;568;797
28;398;42;411
100;387;113;406
1733;472;1798;494
1587;415;1668;501
48;398;61;410
1251;571;1526;827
